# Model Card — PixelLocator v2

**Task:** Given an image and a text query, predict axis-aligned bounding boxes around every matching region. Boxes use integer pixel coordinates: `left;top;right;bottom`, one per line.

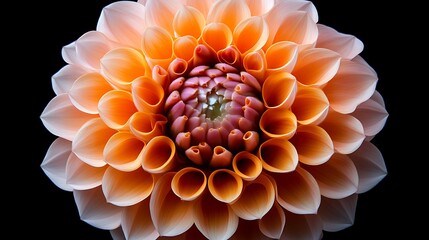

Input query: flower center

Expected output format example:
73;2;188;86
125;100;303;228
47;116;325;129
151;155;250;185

165;63;264;167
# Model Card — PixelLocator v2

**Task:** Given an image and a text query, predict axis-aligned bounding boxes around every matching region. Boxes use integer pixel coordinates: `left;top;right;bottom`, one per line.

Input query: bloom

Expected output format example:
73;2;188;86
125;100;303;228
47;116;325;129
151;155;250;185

41;0;388;238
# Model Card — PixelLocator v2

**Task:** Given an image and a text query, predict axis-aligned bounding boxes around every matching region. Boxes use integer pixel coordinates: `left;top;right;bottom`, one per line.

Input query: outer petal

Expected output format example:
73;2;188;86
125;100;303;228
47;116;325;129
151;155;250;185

52;64;87;95
291;86;329;125
207;0;251;32
258;202;286;239
230;219;272;240
98;90;138;130
111;227;126;240
40;138;73;191
318;195;358;232
62;42;79;65
233;16;269;55
272;11;318;47
173;6;205;38
262;71;297;109
121;199;159;240
73;187;123;230
41;93;94;141
104;132;145;172
282;211;323;240
185;0;215;17
258;138;298;173
145;0;183;34
141;26;174;70
75;31;114;70
246;0;275;16
65;152;107;190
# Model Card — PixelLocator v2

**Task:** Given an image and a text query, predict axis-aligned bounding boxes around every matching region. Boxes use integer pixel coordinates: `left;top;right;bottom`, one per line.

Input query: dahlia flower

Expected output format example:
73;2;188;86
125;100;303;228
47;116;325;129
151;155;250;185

41;0;388;239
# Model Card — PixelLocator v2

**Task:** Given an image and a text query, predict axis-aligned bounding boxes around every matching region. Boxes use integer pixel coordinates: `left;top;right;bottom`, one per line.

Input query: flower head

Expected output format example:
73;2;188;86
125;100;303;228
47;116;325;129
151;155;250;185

41;0;388;239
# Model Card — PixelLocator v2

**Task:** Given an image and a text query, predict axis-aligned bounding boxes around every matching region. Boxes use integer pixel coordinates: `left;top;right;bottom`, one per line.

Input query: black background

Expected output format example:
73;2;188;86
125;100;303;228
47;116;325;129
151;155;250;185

13;0;422;239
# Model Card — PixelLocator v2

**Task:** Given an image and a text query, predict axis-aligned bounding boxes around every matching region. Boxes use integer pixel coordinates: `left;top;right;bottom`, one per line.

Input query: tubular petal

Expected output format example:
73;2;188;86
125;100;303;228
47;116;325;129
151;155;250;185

242;50;266;83
218;46;241;67
208;169;243;203
262;72;297;109
141;26;174;69
172;167;207;201
318;195;358;232
152;65;170;91
194;192;239;240
103;132;145;171
258;138;298;173
96;1;147;49
98;90;137;130
291;86;329;125
320;111;365;154
185;146;204;165
101;47;149;90
233;16;269;55
282;211;323;239
201;23;233;53
260;108;297;139
210;146;233;167
349;141;387;193
150;173;194;236
72;118;116;167
207;0;251;31
272;11;318;47
132;76;165;113
232;151;262;181
145;0;183;34
303;153;358;199
243;131;259;152
173;6;205;38
52;64;87;95
41;94;94;141
102;167;154;206
265;41;298;74
168;58;188;79
351;93;388;137
121;199;159;240
274;166;321;214
173;36;198;63
258;202;286;239
246;0;274;16
230;174;275;220
69;72;113;114
141;136;176;174
292;48;341;86
41;138;73;191
290;125;334;166
73;187;122;230
66;152;107;190
129;112;167;143
75;31;113;70
324;58;378;114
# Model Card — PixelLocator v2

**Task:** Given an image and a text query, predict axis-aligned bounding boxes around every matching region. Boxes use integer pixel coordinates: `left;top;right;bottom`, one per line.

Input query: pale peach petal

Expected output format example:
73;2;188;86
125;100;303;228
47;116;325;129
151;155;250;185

272;11;318;47
316;24;364;60
201;23;233;53
104;132;145;171
150;172;194;236
98;90;137;130
157;225;206;240
320;111;365;154
291;86;329;125
66;152;107;190
132;76;165;114
207;0;251;31
282;211;323;239
318;195;358;232
129;112;167;143
172;167;207;201
184;0;215;17
73;187;123;230
69;72;113;114
141;26;174;70
173;6;205;38
230;219;272;240
110;227;126;240
72;118;116;167
304;153;358;199
173;36;198;63
260;108;297;139
62;42;79;65
52;64;87;95
324;58;378;114
258;138;298;173
194;192;239;240
208;169;243;203
230;174;275;220
274;166;321;214
369;90;386;107
232;151;262;181
349;141;387;193
233;16;269;55
258;201;286;239
41;138;73;191
351;93;388;137
145;0;182;34
246;0;274;16
96;1;147;49
262;71;297;109
290;125;334;166
101;47;150;90
242;50;266;83
41;93;95;141
121;199;159;240
292;48;341;86
75;31;114;70
265;41;298;74
102;166;154;206
141;136;176;174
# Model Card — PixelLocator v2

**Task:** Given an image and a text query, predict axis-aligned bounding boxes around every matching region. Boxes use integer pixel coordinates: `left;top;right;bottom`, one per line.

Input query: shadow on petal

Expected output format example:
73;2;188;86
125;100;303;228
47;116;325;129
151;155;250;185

258;138;298;173
282;211;323;240
41;138;73;191
98;90;137;130
172;167;207;201
208;169;243;203
318;195;358;232
66;152;107;190
258;201;285;239
121;198;159;240
262;72;297;109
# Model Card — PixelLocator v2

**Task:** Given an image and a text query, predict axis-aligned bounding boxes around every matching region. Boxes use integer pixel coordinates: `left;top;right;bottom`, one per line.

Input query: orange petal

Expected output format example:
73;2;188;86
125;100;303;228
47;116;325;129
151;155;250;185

52;64;87;95
242;49;266;83
173;6;205;38
282;211;323;239
260;108;297;139
150;172;194;236
290;125;334;166
209;146;233;168
132;76;165;114
194;192;239;239
230;174;275;220
145;0;182;34
121;199;159;240
101;47;149;90
41;138;73;191
129;112;167;143
258;138;298;173
274;166;321;214
262;71;297;109
292;48;341;86
243;130;260;152
291;85;329;125
233;16;269;55
75;31;114;70
69;72;113;114
73;187;122;230
201;22;233;53
173;36;198;63
208;169;243;203
141;136;176;174
320;111;365;154
232;151;262;181
272;11;318;46
184;0;215;17
98;90;137;130
41;94;95;141
324;58;378;114
246;0;274;16
318;195;358;232
66;152;107;190
72;118;116;167
207;0;251;32
102;166;154;206
103;132;145;171
152;65;170;91
258;201;286;239
141;26;174;70
265;41;298;74
171;167;207;201
303;153;358;199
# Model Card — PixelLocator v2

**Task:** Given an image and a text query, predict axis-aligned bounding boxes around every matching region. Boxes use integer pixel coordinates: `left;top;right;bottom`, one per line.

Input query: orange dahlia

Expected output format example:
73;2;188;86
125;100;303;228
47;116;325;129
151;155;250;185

41;0;388;239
